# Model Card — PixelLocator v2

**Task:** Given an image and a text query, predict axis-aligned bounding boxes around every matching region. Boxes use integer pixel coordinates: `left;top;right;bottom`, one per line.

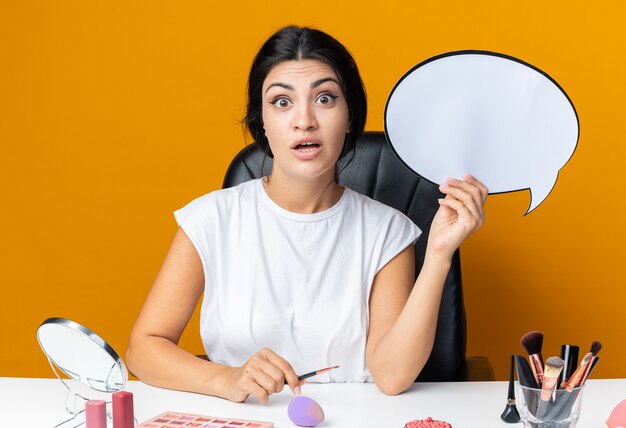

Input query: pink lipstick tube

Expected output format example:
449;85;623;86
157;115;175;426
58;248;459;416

112;391;134;428
85;400;107;428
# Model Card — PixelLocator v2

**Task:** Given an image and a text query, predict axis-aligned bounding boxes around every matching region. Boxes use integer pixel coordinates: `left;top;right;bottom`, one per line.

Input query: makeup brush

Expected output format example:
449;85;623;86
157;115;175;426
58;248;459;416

581;341;602;385
297;365;339;381
540;357;564;401
562;352;592;391
500;355;521;423
559;345;579;388
515;355;539;389
285;365;340;385
521;331;544;385
587;356;600;379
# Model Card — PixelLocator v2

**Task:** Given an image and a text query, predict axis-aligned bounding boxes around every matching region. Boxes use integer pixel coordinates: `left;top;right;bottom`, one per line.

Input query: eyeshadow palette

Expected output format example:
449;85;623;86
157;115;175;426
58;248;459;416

138;411;273;428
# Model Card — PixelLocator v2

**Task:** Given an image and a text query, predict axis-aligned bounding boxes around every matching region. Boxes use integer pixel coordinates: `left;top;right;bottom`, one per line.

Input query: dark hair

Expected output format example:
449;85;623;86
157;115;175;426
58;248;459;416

244;26;367;164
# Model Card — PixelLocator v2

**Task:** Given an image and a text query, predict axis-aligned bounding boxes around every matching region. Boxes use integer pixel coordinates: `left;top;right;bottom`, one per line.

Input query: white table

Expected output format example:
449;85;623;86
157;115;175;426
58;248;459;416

2;377;624;427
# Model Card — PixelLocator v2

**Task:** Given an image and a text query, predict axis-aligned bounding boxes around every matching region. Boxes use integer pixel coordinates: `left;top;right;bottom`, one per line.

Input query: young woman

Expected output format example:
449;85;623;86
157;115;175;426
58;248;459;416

126;26;487;404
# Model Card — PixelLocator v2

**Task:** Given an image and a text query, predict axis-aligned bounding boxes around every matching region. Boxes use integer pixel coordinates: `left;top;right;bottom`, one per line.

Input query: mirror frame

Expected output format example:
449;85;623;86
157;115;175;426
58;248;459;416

37;317;128;394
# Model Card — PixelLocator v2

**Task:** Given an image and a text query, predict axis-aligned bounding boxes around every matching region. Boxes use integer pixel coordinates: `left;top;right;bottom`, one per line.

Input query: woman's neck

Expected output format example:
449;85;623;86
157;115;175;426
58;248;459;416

262;172;344;214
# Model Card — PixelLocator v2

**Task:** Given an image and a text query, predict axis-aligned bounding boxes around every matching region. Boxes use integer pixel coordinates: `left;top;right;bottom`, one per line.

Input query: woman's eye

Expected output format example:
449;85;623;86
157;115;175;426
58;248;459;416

271;98;291;108
317;94;338;105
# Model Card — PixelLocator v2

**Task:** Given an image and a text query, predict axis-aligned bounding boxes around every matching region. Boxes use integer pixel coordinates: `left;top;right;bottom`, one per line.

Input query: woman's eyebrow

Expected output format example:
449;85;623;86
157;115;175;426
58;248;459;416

265;82;293;94
311;77;340;89
265;77;340;94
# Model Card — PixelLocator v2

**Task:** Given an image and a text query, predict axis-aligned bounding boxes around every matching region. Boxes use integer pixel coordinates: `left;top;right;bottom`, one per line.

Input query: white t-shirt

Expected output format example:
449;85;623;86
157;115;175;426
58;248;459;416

174;178;421;382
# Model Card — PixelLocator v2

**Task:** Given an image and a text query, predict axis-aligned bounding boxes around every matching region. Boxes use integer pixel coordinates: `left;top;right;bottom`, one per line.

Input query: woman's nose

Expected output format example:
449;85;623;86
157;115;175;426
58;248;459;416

292;103;318;130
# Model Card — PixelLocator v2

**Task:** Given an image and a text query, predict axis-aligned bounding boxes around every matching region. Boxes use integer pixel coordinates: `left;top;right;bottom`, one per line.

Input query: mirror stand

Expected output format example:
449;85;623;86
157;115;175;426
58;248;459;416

37;318;128;428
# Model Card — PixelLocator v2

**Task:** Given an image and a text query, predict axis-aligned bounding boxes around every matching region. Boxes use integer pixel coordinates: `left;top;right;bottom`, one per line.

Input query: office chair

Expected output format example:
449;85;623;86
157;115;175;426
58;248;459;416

222;131;494;382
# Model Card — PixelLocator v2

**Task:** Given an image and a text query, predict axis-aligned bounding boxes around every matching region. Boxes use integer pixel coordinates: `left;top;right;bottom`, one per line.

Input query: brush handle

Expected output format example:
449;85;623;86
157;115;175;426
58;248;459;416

507;355;515;399
559;345;579;388
563;356;590;391
580;356;600;385
529;354;544;386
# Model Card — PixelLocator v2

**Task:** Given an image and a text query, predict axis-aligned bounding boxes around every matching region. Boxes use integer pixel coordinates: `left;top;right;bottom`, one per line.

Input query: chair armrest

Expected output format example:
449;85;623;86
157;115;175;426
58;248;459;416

460;356;495;381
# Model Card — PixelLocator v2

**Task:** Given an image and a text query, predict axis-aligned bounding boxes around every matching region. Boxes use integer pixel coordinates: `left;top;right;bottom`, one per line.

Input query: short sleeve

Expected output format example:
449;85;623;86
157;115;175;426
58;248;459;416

173;195;214;275
375;211;422;274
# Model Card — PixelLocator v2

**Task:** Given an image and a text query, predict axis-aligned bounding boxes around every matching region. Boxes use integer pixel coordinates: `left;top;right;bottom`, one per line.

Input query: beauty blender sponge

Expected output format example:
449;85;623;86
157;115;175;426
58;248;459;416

606;398;626;428
288;396;324;427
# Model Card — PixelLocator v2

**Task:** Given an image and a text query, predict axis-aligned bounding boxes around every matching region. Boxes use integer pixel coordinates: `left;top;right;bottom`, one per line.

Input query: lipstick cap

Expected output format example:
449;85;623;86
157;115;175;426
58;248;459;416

112;391;134;428
86;400;107;428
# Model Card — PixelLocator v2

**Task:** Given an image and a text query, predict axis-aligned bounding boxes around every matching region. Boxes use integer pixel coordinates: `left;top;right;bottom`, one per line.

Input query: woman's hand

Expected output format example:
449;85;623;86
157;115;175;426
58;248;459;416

427;173;488;260
221;348;303;403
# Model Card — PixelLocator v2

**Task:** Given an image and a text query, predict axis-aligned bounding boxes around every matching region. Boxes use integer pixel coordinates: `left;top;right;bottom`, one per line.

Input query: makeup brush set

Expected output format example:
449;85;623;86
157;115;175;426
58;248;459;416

501;330;602;424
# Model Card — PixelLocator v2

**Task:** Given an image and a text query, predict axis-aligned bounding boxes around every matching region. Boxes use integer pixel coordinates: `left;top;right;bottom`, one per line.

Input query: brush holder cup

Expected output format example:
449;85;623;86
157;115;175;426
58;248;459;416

515;382;584;428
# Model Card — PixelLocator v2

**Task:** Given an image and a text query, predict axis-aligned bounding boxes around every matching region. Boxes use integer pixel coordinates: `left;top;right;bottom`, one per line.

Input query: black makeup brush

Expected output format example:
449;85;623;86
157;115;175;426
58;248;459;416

515;355;539;417
515;355;539;389
500;355;521;423
521;331;544;386
559;345;579;388
581;341;602;384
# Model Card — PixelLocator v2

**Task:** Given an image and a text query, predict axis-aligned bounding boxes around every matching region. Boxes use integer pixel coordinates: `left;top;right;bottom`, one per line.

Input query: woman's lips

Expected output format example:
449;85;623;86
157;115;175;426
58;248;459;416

291;143;322;160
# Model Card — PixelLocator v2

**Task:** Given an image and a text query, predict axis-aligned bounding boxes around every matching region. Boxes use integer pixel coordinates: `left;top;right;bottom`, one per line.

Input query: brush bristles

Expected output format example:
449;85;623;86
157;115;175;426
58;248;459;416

544;356;564;379
520;331;544;355
590;341;602;356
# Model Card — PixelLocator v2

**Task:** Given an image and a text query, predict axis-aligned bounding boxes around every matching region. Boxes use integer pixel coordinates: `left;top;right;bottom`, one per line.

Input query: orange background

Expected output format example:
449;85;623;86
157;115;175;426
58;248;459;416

1;1;625;382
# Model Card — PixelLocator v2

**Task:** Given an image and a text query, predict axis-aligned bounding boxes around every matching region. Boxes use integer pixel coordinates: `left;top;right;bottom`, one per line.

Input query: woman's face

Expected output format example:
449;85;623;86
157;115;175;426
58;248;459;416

261;59;350;183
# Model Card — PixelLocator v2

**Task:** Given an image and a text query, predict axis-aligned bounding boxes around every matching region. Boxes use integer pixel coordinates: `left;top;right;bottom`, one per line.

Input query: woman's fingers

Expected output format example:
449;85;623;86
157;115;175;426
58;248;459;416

440;186;483;224
442;176;487;207
463;173;489;203
438;197;474;228
234;348;301;403
439;185;482;221
245;380;270;404
265;350;301;394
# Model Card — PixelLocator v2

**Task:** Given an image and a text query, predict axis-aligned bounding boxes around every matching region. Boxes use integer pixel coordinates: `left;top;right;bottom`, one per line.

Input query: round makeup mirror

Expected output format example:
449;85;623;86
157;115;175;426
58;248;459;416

38;317;127;393
37;317;127;419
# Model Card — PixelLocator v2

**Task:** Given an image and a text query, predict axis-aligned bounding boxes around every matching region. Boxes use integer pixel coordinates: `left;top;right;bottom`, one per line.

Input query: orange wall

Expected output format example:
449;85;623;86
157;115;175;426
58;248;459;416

1;1;625;382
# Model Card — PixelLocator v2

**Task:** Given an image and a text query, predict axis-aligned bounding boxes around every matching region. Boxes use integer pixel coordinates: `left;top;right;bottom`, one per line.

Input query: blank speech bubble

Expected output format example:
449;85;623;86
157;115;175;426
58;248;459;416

384;51;579;215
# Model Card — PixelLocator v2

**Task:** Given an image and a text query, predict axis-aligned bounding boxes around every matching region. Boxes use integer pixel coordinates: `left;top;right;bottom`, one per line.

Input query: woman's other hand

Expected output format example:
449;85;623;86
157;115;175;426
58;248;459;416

221;348;302;403
428;173;488;260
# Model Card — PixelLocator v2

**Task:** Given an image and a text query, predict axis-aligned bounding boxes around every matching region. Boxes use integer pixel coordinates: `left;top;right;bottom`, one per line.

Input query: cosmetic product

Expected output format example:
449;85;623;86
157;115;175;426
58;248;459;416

86;400;107;428
284;365;340;385
562;352;592;391
298;365;339;381
112;391;134;428
606;398;626;428
559;344;579;387
587;356;600;378
515;355;539;416
404;417;452;427
515;355;538;389
521;331;544;385
138;411;273;427
288;396;325;427
500;355;521;423
581;341;602;384
541;357;564;401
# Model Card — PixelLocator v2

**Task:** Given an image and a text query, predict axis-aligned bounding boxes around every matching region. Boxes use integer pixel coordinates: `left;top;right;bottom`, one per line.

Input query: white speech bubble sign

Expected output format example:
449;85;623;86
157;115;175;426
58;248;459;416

384;51;579;215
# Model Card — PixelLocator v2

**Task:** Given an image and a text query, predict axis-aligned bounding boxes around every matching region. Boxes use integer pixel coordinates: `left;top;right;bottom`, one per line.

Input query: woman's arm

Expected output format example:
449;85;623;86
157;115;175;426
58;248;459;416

126;228;301;403
365;174;487;395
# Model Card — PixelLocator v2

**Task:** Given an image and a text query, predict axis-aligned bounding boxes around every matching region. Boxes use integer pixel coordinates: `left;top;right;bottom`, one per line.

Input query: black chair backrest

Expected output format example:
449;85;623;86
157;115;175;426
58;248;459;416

223;131;467;381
